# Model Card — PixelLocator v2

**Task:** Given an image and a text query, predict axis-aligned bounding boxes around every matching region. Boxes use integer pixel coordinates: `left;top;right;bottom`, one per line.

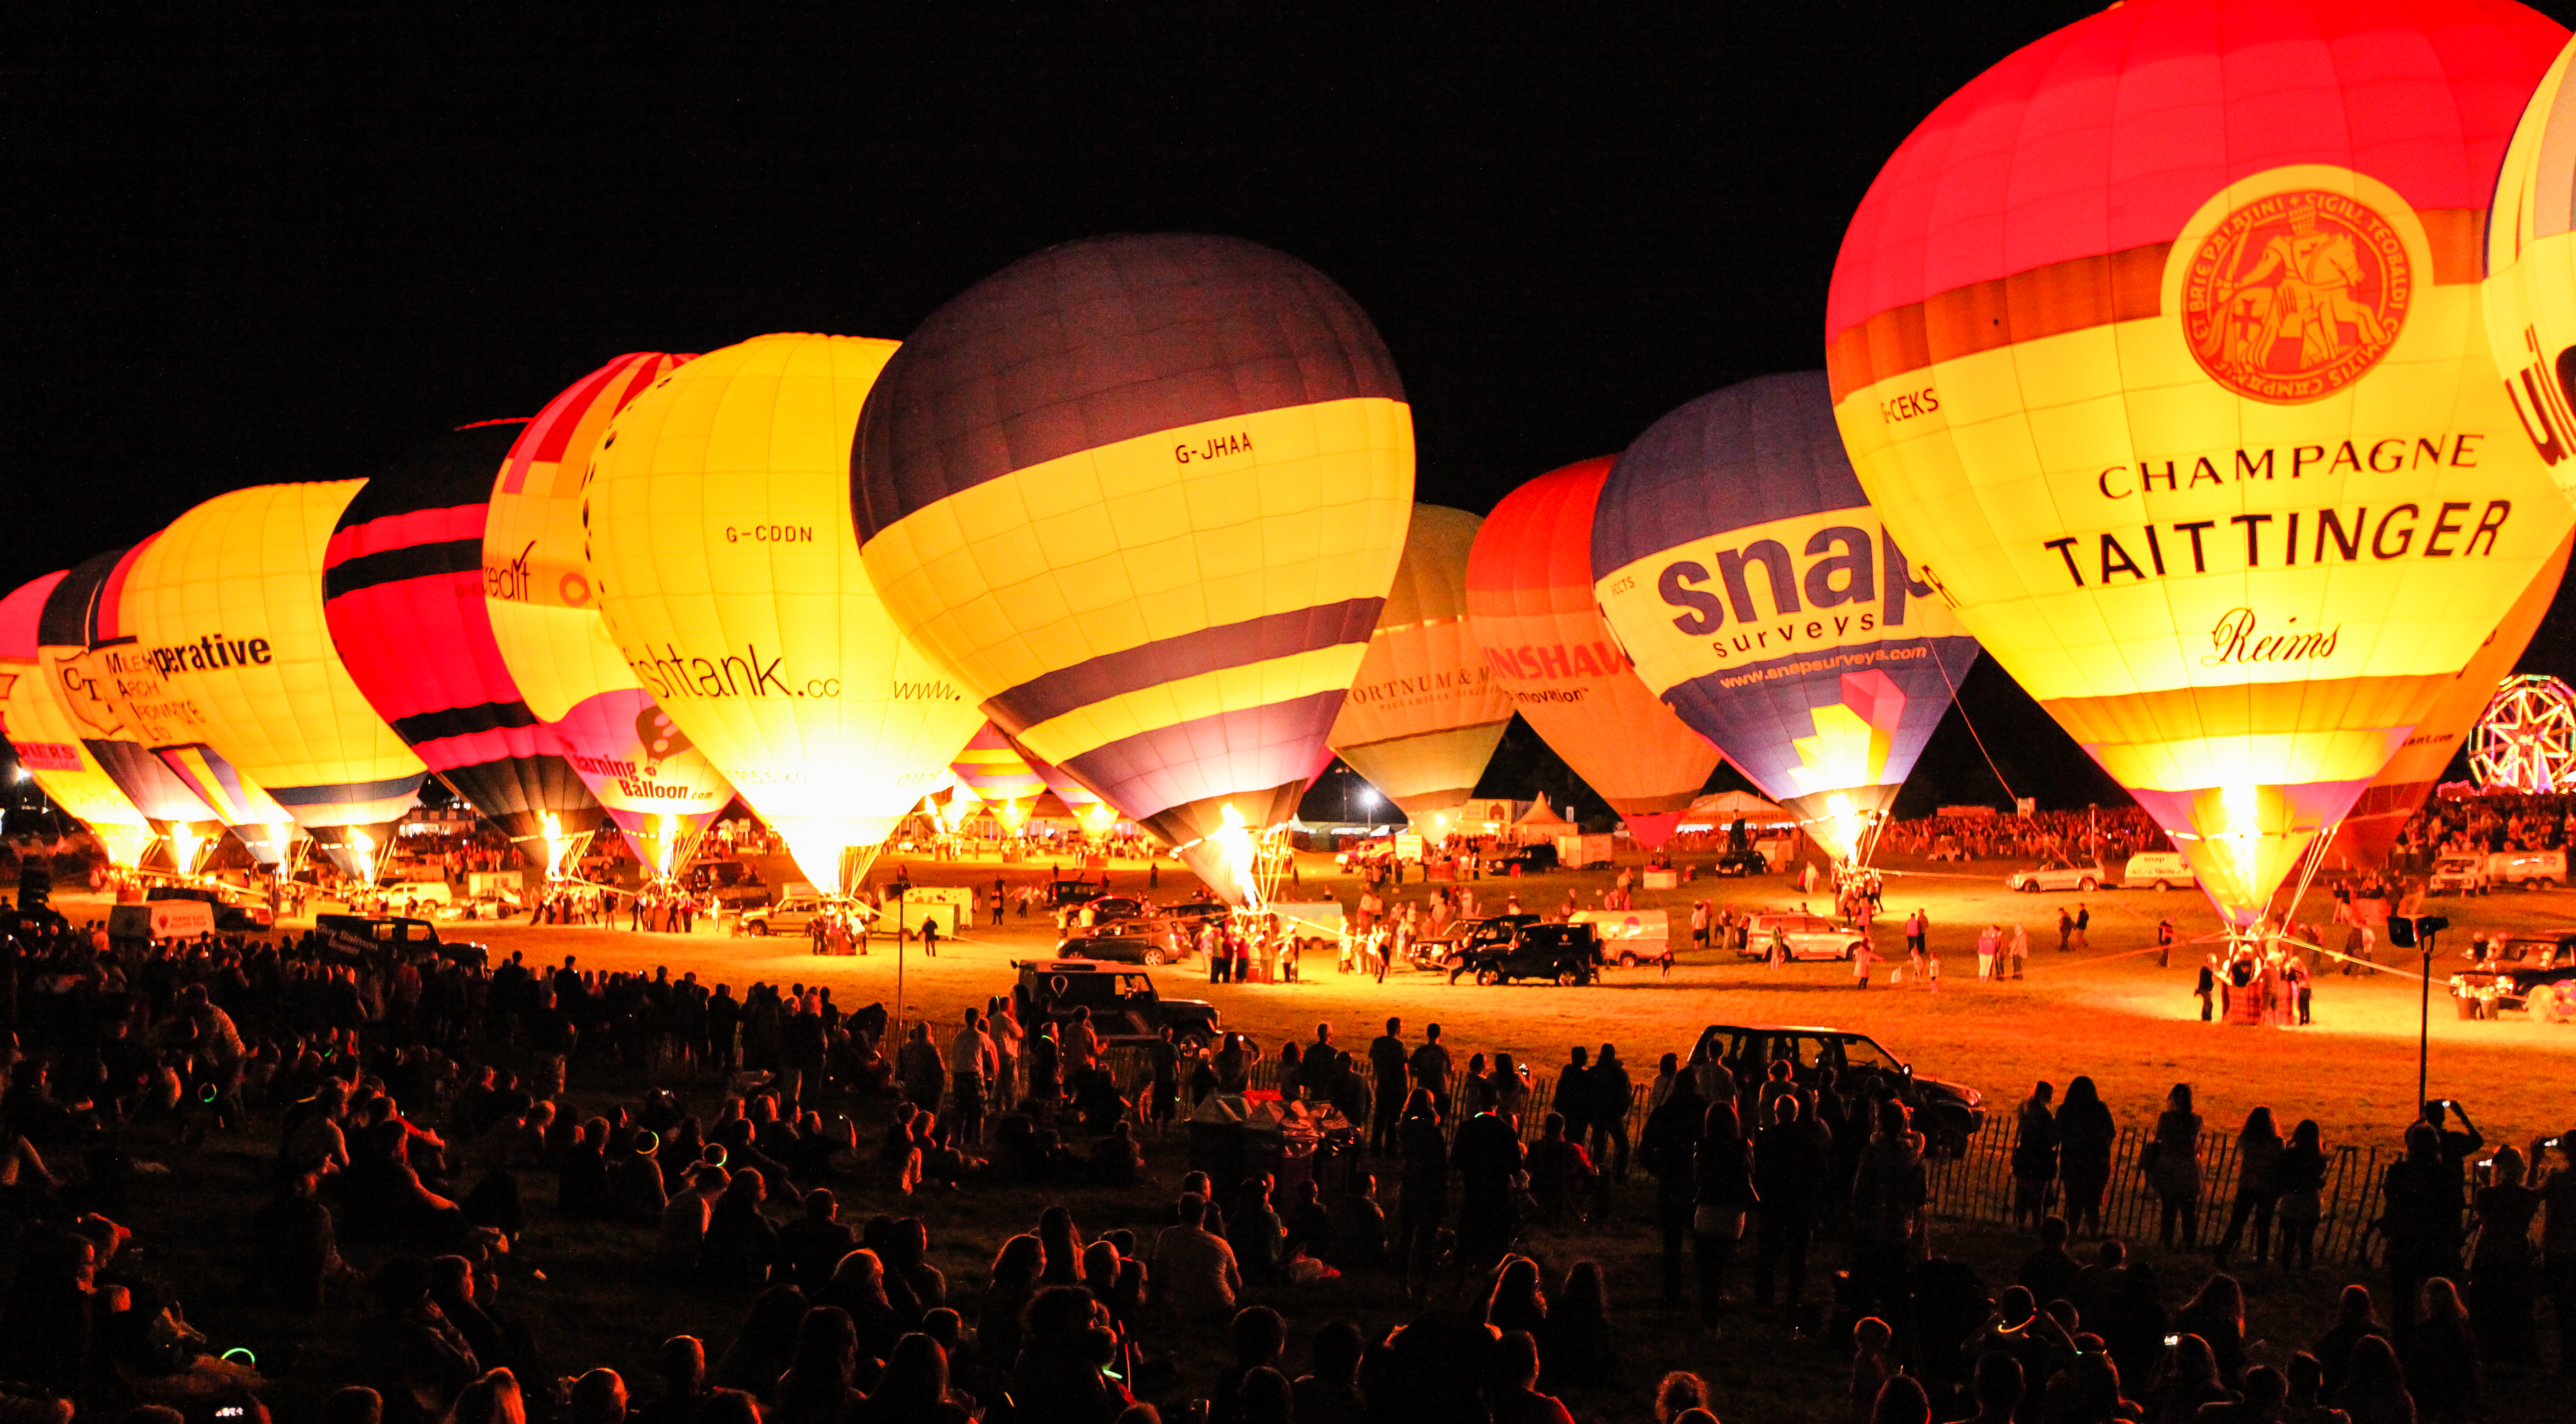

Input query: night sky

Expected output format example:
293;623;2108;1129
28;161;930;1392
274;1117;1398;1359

12;4;2576;823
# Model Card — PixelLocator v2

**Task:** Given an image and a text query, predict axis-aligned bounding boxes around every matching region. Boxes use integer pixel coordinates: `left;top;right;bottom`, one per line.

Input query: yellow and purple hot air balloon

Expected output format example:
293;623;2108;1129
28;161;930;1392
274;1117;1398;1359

323;425;605;875
852;234;1414;903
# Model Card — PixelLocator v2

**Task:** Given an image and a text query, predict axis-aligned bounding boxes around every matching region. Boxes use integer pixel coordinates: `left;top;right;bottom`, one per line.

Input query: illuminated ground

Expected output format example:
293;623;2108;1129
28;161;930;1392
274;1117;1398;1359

101;843;2576;1149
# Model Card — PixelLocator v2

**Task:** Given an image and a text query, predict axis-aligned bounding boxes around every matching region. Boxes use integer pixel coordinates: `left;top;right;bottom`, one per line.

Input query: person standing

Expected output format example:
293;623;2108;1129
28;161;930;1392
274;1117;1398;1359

2010;1082;2059;1232
2196;957;2219;1021
1368;1018;1408;1158
2073;902;2090;951
2056;906;2074;953
2156;915;2176;968
1588;1043;1633;1195
1410;1024;1454;1119
949;1008;994;1146
2009;921;2029;979
2215;1106;2284;1267
2148;1083;2205;1251
1976;924;1997;981
1691;900;1710;957
1395;1089;1447;1300
1641;1068;1704;1307
2537;1130;2576;1377
1851;936;1875;990
1904;909;1927;962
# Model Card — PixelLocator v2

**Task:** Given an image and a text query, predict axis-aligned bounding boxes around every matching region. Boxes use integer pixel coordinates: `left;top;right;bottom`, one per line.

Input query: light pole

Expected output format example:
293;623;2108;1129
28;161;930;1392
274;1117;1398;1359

2390;912;2448;1108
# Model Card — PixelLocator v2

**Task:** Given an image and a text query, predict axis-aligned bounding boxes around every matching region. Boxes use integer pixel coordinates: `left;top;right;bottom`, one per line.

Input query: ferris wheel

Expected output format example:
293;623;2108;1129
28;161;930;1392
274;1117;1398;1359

2470;674;2576;793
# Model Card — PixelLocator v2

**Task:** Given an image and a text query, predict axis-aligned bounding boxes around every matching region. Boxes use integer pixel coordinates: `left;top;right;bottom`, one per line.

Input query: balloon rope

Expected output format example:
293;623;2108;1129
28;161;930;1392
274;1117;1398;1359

1928;643;2020;803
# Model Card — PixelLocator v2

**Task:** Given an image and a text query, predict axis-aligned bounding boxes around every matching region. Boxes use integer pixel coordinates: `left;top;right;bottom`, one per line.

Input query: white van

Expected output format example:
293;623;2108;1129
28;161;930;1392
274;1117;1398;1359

2121;852;2198;891
1571;908;1670;967
107;899;217;941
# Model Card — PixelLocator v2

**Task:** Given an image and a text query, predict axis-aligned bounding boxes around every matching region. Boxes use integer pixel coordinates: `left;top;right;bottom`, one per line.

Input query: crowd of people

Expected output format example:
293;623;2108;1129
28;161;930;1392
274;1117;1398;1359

0;895;2570;1424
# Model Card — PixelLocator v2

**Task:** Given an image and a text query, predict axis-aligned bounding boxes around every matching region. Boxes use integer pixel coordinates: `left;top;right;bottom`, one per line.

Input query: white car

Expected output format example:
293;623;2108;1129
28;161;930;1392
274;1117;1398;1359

2428;854;2492;896
1741;912;1871;962
2006;859;2103;892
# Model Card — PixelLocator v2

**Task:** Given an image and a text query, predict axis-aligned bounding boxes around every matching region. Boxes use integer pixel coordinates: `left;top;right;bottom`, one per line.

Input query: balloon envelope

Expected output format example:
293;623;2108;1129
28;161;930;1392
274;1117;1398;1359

1466;457;1720;850
0;572;155;864
2484;33;2576;506
484;353;734;870
324;424;603;873
36;550;228;840
586;333;983;892
1327;505;1514;824
1596;373;1979;859
2329;529;2575;867
115;482;428;875
852;234;1414;902
1827;0;2568;924
952;722;1046;805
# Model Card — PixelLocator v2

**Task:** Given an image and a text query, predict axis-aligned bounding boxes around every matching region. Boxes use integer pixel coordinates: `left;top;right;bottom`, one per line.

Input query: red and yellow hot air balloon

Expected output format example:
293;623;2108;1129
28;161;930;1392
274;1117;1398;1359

484;354;736;875
1828;0;2568;929
1466;458;1721;849
1327;505;1515;833
2486;33;2576;501
853;234;1414;903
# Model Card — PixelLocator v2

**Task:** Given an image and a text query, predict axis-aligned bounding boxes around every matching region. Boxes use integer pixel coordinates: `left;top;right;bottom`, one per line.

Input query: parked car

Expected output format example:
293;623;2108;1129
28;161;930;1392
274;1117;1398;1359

741;895;837;936
1708;847;1771;877
2006;857;2104;892
2449;930;2576;1017
1450;922;1605;985
1690;1022;1988;1153
1055;931;1185;967
2119;852;2197;891
1044;878;1108;909
2428;853;2493;896
1740;911;1871;962
1160;897;1233;929
1014;960;1219;1046
1488;843;1560;875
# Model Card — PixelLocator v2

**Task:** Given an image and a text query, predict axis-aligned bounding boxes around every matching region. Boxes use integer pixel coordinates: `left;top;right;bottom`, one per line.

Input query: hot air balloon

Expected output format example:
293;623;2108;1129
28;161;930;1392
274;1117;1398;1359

585;334;984;894
1466;457;1721;850
483;352;736;875
952;722;1046;808
323;423;604;876
2486;34;2576;501
1594;373;1980;862
0;573;155;868
852;234;1415;904
115;483;429;879
36;551;233;868
1327;505;1515;832
1826;0;2569;929
2330;530;2575;866
78;537;305;868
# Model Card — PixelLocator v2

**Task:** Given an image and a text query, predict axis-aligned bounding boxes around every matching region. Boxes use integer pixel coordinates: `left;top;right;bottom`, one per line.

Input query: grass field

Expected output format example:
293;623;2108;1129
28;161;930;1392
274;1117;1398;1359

58;843;2576;1424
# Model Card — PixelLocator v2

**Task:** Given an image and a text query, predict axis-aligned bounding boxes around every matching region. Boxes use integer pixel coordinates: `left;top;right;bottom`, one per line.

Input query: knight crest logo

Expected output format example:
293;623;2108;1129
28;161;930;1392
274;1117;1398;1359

2181;190;2410;404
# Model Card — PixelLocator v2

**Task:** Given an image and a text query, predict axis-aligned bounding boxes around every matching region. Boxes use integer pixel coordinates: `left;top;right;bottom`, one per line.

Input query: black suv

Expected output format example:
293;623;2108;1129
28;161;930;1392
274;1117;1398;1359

1488;843;1560;875
1014;960;1221;1046
2450;930;2576;1018
1409;912;1543;970
1451;922;1604;985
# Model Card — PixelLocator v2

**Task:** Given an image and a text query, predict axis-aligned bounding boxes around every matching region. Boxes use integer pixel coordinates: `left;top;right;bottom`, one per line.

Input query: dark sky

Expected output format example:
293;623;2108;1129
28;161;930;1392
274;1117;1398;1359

12;4;2576;820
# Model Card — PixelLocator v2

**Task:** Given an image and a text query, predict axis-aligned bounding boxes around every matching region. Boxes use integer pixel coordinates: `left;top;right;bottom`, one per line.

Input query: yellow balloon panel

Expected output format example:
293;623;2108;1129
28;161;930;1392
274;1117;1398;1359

1328;505;1513;815
2485;36;2576;505
584;334;983;892
1836;167;2564;921
485;353;690;723
117;482;427;830
0;662;151;843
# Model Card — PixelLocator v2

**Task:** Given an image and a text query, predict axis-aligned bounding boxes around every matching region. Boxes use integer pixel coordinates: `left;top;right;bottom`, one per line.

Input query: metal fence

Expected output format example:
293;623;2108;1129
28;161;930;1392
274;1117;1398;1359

1089;1047;2394;1263
1924;1123;2388;1265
